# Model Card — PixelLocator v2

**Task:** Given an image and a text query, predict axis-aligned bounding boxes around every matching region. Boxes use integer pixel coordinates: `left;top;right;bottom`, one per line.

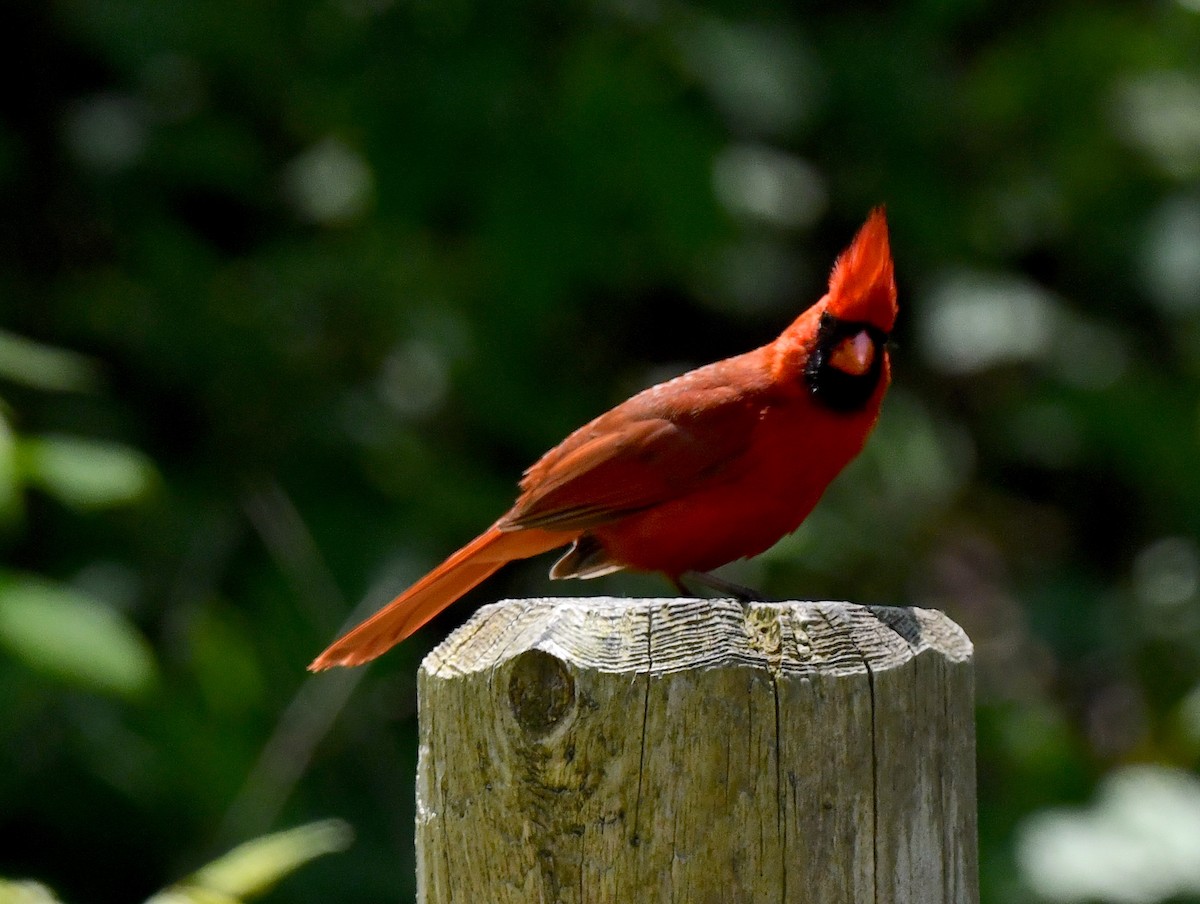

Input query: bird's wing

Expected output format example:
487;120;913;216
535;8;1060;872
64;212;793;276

501;358;767;532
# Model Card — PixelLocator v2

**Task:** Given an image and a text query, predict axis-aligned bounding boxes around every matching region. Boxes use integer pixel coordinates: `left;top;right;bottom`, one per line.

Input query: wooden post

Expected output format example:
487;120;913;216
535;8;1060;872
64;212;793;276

416;598;976;904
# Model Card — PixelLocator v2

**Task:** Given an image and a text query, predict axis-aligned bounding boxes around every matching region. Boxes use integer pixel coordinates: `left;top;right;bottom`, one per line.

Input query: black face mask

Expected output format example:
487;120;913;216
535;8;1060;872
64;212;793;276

804;312;889;414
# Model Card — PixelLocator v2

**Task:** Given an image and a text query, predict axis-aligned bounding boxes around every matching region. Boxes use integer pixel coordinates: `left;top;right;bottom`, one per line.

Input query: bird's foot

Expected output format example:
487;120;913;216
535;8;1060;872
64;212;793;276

675;571;768;603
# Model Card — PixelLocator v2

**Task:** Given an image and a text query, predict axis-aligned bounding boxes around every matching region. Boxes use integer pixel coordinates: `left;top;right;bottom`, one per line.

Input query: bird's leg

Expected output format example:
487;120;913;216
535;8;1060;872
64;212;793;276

676;570;767;603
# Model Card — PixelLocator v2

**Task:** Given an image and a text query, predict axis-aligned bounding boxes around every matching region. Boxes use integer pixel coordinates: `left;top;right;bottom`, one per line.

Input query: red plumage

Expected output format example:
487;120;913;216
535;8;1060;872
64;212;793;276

310;209;898;669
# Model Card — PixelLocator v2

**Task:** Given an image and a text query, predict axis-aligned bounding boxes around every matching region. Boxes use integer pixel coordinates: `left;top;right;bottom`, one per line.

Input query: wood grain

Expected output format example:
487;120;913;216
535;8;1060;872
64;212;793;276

416;598;976;904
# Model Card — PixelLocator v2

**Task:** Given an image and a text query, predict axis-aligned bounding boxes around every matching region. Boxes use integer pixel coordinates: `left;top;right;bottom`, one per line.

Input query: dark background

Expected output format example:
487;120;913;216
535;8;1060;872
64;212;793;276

3;0;1200;901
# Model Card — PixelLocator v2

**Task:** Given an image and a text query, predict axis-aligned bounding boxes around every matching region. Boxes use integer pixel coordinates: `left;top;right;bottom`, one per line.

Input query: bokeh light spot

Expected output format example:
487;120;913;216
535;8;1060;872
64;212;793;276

62;93;147;171
919;271;1058;374
283;137;374;225
712;144;826;228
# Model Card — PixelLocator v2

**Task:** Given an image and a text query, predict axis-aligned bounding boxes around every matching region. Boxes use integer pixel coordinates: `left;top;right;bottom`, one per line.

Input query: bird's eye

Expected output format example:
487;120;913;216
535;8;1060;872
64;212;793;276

827;331;875;376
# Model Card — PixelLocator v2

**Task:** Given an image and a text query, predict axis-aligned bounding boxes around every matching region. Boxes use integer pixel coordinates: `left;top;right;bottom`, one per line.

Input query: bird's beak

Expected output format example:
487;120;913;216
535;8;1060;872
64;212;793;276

828;331;875;376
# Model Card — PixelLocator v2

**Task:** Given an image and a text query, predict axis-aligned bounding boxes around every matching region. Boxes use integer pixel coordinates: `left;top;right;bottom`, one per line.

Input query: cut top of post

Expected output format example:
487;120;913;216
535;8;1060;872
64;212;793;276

421;597;971;679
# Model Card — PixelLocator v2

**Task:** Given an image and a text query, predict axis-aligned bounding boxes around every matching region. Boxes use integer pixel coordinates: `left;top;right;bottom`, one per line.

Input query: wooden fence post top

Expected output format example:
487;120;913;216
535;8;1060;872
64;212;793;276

417;598;977;904
421;597;972;678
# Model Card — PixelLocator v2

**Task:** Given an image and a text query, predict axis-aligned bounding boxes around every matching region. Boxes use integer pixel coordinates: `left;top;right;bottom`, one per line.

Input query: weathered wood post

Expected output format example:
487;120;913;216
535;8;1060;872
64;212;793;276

416;598;976;903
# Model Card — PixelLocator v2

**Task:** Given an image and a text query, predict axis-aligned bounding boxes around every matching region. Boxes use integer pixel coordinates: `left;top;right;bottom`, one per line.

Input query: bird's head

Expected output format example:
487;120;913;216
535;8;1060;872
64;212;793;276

774;208;897;412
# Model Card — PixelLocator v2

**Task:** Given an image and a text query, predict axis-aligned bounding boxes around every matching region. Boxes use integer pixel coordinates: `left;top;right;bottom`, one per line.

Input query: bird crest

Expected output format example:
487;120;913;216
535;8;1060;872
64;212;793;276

825;207;897;333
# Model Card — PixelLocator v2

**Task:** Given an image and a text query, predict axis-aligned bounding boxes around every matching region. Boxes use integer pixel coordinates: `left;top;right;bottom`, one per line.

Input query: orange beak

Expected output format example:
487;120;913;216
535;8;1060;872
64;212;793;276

828;330;876;376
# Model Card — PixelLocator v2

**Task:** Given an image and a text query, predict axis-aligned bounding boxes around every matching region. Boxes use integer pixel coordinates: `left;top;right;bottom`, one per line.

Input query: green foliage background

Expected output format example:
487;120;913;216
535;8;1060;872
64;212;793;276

3;0;1200;901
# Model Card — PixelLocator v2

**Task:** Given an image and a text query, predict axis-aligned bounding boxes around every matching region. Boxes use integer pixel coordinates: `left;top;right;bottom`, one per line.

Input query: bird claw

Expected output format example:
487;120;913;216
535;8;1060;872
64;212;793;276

675;571;768;603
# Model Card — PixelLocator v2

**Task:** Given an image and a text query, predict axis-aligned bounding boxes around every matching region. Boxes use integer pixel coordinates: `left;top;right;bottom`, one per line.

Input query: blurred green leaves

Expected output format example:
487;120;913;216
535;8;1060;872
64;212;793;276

0;411;20;524
17;436;156;511
0;573;157;698
0;879;66;904
0;331;159;695
0;329;155;519
0;417;157;523
0;330;102;394
148;820;353;904
0;820;352;904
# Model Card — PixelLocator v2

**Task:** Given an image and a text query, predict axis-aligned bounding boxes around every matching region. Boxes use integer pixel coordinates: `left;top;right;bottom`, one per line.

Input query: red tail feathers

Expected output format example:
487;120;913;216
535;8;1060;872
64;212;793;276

308;525;575;670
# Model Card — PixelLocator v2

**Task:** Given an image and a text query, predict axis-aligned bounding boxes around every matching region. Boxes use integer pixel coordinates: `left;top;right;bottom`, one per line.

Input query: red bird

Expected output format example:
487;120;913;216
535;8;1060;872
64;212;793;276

310;209;897;670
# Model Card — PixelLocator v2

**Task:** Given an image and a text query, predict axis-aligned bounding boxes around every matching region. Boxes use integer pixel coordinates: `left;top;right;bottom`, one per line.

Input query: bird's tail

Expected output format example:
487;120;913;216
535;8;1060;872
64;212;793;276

308;525;574;670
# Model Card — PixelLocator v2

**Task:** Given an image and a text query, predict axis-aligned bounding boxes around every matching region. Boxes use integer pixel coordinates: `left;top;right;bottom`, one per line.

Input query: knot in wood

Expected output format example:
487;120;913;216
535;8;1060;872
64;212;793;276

505;649;576;738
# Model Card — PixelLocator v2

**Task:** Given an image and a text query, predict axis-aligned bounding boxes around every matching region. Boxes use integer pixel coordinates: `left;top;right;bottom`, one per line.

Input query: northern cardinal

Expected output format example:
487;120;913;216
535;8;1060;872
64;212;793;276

310;209;897;670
